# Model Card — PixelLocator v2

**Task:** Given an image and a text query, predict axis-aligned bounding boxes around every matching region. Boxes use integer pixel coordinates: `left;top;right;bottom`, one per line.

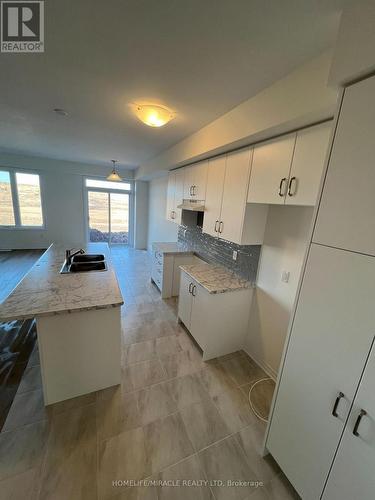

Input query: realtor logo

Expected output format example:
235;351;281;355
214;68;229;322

1;1;44;52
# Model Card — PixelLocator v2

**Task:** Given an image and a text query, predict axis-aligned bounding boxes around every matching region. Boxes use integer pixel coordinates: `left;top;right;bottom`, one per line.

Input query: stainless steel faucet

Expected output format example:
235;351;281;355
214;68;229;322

65;248;85;265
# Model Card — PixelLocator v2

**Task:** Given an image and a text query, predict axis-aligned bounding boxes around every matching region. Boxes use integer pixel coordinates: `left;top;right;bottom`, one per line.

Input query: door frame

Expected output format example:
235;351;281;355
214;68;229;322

83;178;134;246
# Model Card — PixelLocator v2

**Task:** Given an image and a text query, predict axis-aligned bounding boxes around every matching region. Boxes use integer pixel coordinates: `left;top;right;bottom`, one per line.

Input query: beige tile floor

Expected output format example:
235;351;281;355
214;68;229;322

0;247;300;500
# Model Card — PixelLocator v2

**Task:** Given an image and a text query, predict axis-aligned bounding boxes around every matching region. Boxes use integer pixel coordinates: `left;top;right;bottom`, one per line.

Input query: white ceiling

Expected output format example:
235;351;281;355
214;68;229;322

0;0;346;169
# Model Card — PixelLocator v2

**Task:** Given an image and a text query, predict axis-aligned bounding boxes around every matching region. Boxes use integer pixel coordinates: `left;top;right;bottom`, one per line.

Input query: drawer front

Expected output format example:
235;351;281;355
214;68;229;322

152;266;163;289
153;250;163;263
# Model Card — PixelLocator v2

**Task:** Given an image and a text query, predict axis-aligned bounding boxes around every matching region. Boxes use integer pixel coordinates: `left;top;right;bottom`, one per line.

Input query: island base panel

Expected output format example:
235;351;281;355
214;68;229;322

36;307;121;405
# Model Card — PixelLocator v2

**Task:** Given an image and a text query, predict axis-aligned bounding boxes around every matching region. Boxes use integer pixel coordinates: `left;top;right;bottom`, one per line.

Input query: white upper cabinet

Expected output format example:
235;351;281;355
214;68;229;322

202;155;226;237
247;133;296;204
165;169;184;224
286;121;331;206
202;148;268;245
183;161;208;200
314;76;375;256
220;148;253;244
166;171;176;223
247;123;331;207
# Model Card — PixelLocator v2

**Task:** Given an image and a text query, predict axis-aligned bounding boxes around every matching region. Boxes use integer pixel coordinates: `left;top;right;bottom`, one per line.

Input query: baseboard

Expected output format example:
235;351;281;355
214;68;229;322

242;347;278;381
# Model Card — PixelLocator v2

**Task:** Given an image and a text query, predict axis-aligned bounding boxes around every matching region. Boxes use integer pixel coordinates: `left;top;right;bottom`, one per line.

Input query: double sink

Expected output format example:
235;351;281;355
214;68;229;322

60;253;108;274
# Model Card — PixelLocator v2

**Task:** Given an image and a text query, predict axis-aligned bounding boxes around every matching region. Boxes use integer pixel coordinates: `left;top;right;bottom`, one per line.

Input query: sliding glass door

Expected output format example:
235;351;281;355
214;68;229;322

85;179;132;245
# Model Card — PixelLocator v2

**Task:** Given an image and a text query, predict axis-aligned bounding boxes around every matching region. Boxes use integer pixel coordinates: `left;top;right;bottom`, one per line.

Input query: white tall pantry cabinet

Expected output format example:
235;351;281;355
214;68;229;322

266;74;375;499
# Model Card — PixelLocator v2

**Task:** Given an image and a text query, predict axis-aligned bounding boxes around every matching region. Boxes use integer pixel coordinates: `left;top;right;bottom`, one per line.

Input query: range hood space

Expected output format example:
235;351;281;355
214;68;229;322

177;199;205;211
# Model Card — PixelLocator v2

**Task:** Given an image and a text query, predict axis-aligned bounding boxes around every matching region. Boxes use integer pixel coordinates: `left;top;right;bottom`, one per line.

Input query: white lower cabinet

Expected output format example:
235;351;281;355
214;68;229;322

322;340;375;500
266;244;375;500
178;270;253;361
178;271;193;329
151;247;194;299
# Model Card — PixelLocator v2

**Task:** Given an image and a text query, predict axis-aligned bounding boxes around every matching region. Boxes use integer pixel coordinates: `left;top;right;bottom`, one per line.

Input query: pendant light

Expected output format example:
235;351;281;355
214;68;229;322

107;160;122;182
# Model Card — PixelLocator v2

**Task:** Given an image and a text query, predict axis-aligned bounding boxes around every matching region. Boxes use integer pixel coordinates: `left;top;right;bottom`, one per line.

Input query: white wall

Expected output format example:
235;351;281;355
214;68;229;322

0;152;134;250
147;176;178;252
244;205;314;378
329;0;375;86
137;51;337;179
134;180;149;249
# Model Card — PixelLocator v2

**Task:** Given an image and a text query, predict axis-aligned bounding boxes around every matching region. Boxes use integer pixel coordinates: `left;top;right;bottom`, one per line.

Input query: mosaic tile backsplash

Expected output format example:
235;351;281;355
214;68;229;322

177;224;261;284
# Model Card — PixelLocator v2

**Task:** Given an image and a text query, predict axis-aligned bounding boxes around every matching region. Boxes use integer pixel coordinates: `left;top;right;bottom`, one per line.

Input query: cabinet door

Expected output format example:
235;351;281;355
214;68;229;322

322;340;375;500
267;244;375;500
202;156;226;237
247;133;296;204
191;160;208;200
166;172;175;222
189;281;209;350
174;169;184;224
286;121;332;206
183;166;194;199
219;148;252;244
178;271;193;330
314;76;375;256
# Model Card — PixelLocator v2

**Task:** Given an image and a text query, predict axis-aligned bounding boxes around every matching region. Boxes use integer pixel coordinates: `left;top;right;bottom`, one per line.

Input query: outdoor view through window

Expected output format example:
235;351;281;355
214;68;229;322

0;170;43;227
86;178;130;244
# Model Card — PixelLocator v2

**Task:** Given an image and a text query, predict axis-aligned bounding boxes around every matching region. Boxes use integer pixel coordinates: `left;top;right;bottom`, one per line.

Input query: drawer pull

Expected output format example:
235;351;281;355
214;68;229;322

219;221;223;234
188;283;193;294
191;285;197;296
214;220;219;232
332;391;345;418
353;409;367;437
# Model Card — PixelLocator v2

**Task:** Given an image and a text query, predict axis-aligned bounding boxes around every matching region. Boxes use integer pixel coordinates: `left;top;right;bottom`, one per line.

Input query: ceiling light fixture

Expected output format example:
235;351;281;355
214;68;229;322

134;104;175;127
107;160;122;182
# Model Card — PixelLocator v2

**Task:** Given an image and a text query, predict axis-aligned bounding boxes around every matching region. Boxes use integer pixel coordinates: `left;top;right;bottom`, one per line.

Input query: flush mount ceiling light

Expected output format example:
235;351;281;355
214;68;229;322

134;104;175;127
107;160;122;182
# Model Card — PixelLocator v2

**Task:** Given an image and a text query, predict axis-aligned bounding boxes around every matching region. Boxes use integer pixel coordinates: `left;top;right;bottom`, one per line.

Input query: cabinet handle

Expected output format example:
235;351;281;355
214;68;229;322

191;285;196;296
191;185;196;196
219;221;223;234
288;176;297;196
353;409;367;436
189;185;193;196
278;177;287;197
214;220;219;232
188;283;193;294
332;391;345;418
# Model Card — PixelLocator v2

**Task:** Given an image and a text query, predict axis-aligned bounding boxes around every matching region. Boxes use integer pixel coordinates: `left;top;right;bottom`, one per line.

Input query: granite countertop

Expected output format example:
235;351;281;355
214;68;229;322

0;243;123;321
180;262;251;294
152;242;193;255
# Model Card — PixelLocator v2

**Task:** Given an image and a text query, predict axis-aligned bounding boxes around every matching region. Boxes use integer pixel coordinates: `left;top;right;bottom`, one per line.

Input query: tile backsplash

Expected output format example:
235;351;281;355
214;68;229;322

177;224;261;283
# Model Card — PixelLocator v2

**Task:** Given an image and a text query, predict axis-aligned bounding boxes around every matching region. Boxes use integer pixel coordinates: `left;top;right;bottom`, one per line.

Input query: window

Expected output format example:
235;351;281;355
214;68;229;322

85;177;132;245
0;170;44;228
85;178;131;191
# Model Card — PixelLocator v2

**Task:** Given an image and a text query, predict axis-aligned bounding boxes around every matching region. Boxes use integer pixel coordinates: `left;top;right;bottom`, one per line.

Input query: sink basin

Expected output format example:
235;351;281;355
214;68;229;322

68;261;107;272
72;254;105;263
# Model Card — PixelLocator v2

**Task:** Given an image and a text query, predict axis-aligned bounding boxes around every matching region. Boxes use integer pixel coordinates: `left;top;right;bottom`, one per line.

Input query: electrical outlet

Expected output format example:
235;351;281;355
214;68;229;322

281;271;290;283
232;250;238;261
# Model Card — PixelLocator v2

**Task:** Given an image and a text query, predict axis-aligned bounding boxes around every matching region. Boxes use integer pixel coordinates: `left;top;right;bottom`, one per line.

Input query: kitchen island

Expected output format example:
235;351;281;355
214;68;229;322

0;243;123;405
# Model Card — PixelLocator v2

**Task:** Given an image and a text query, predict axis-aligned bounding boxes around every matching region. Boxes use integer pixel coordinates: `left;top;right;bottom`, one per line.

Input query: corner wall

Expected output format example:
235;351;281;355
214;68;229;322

147;176;178;252
244;205;314;378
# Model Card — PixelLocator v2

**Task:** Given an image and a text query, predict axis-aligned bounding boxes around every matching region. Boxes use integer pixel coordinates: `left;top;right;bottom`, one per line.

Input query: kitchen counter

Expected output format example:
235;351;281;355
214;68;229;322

0;243;123;321
152;242;193;255
180;262;251;294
